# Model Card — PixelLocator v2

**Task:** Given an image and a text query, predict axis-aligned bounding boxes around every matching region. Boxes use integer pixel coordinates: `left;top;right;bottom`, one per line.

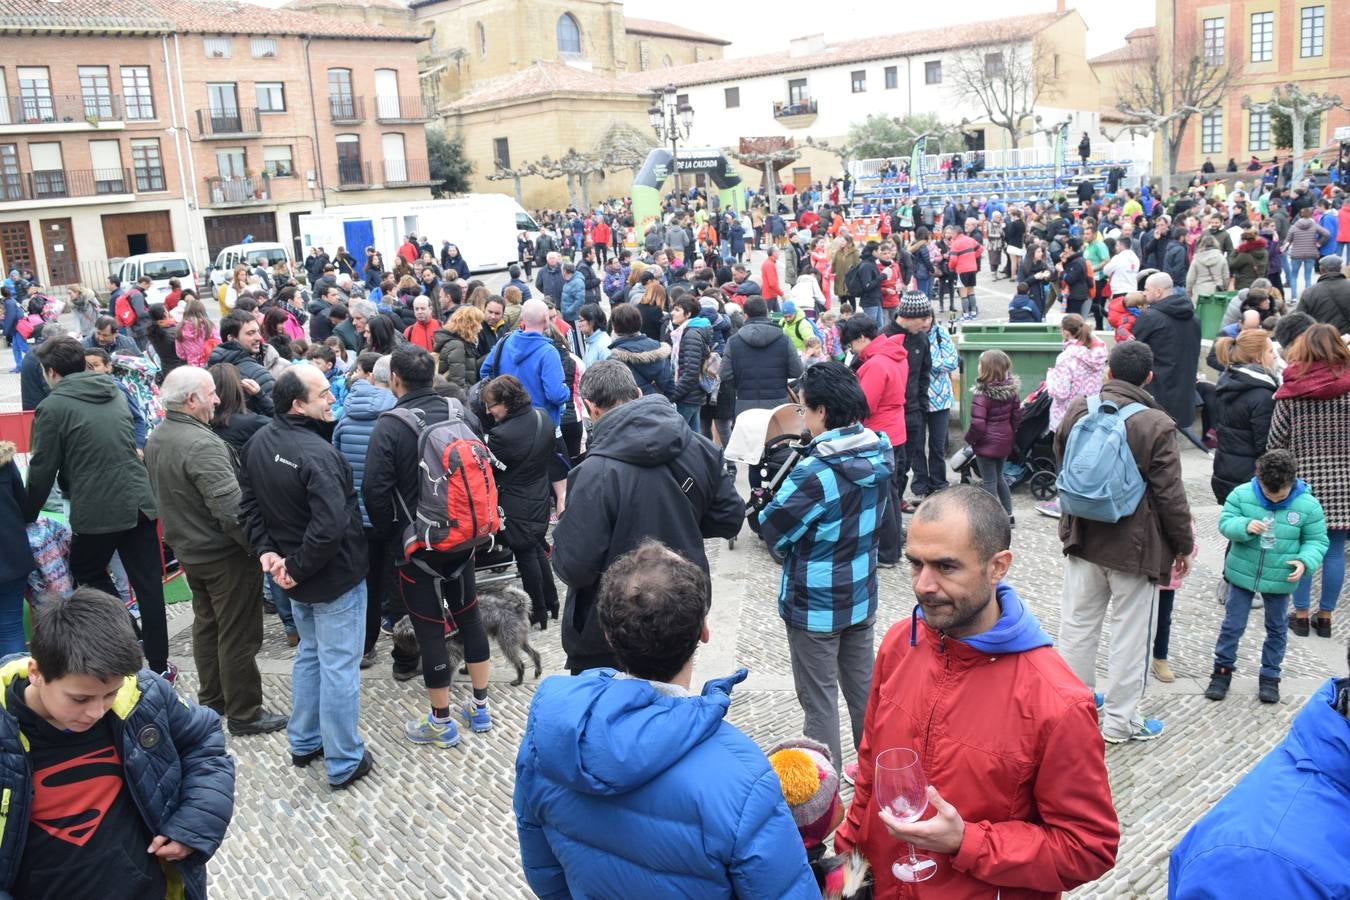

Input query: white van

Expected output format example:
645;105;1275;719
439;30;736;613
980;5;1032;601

115;253;197;306
208;242;294;288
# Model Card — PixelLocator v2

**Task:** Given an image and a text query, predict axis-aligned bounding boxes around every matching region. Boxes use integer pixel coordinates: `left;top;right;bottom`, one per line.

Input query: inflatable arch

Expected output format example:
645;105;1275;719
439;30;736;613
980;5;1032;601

631;147;746;230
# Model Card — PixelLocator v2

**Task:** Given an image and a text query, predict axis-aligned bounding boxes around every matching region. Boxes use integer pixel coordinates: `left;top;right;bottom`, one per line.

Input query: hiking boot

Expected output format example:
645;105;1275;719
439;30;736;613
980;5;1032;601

1289;613;1310;637
1151;658;1174;683
1204;666;1232;701
404;713;461;749
1258;676;1280;704
461;700;492;734
1103;718;1164;744
1314;612;1332;638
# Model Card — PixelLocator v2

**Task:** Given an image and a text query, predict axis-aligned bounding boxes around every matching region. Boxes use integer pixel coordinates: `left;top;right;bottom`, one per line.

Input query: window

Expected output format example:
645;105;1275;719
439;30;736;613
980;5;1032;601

851;70;866;93
788;78;808;105
131;138;166;191
662;55;673;68
203;36;232;59
1201;111;1222;154
215;148;246;179
250;37;277;58
1305;112;1322;145
1202;17;1225;63
263;145;293;177
28;143;64;197
1053;54;1061;77
1300;6;1324;58
1248;109;1270;152
493;137;510;169
1250;12;1273;62
884;66;897;89
374;69;400;118
676;93;688;108
255;82;285;113
476;22;486;57
924;60;941;84
984;52;1005;78
0;72;7;126
638;41;650;71
336;135;362;185
328;68;355;118
556;13;581;55
382;133;407;182
121;66;154;120
0;144;21;201
78;66;114;118
89;140;125;193
17;67;53;122
724;86;739;108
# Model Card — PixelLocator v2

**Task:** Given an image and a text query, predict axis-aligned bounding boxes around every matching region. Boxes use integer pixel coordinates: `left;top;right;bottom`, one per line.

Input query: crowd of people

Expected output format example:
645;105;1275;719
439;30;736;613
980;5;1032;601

0;137;1348;898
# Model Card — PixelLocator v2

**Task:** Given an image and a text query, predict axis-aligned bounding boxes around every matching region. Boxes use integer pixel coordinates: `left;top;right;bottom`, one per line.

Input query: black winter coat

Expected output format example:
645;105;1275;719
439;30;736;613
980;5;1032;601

552;395;744;671
210;411;270;455
882;324;932;414
637;302;664;342
207;342;275;416
669;322;710;405
1297;273;1350;335
239;414;368;603
486;405;555;547
608;333;673;397
852;251;883;309
1211;364;1277;495
723;319;802;416
1131;289;1202;427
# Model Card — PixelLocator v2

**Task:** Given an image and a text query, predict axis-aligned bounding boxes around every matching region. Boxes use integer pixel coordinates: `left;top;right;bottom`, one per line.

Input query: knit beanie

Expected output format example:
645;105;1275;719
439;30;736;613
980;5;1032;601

898;290;933;320
767;737;841;848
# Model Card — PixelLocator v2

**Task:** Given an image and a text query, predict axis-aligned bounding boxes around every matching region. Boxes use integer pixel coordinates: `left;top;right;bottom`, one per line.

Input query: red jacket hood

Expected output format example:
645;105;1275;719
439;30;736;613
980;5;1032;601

1274;361;1350;400
860;333;909;365
857;336;909;445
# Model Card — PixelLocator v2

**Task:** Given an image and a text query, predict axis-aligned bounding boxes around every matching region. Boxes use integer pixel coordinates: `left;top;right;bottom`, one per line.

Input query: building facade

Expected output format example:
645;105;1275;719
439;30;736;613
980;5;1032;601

0;0;432;290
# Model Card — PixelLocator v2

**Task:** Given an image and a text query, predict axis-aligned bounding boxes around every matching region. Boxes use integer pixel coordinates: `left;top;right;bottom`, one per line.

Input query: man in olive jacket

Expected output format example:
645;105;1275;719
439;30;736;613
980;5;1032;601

145;367;286;736
21;336;172;679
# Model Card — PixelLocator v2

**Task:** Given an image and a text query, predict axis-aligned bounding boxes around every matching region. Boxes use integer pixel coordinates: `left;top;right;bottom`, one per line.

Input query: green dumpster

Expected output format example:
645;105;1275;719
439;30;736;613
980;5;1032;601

956;325;1067;430
958;323;1063;338
1196;292;1235;342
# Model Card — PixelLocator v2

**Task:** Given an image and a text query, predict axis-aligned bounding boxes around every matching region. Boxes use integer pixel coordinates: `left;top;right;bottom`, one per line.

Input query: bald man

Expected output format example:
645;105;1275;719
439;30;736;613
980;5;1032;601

1131;272;1202;427
481;298;570;427
145;367;287;736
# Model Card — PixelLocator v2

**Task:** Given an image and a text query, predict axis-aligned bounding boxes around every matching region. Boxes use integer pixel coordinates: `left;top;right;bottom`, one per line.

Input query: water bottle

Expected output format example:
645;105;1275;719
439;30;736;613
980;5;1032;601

1260;514;1277;550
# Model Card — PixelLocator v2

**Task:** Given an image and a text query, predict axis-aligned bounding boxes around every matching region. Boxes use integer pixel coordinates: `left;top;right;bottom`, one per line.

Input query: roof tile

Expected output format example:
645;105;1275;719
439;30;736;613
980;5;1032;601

622;16;730;46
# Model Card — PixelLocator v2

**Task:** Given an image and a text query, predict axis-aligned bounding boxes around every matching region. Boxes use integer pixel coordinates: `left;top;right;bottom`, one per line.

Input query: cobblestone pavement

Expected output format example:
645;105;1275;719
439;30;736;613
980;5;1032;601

4;269;1346;899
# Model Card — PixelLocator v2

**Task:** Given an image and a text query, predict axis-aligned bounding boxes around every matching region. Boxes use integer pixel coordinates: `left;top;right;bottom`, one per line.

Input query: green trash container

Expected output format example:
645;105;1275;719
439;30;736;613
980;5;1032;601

958;323;1063;338
956;326;1066;430
1195;292;1235;342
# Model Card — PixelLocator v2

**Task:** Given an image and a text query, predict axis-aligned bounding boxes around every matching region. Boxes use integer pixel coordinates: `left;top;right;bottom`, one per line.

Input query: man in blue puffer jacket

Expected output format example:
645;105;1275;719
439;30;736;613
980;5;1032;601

0;589;233;900
332;351;397;659
514;541;817;899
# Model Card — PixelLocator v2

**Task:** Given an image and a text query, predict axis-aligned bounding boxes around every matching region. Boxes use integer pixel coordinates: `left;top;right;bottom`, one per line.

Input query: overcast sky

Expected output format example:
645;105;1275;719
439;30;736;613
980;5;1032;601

622;0;1151;59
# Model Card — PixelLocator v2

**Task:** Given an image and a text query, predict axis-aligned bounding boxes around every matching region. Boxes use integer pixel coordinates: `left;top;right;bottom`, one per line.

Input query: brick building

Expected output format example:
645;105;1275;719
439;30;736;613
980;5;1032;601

0;0;432;290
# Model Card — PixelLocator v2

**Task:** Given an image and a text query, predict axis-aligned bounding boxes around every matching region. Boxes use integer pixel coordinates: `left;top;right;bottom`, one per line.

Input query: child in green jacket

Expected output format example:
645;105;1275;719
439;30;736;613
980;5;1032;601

1207;449;1329;704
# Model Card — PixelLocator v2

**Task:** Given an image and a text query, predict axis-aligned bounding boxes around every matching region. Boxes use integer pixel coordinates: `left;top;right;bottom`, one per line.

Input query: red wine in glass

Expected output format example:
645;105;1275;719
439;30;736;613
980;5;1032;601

873;747;938;883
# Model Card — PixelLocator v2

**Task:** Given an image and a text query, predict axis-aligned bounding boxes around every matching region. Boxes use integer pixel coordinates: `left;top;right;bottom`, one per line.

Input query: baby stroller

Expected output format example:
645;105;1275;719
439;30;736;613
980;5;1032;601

724;402;811;558
1002;385;1057;501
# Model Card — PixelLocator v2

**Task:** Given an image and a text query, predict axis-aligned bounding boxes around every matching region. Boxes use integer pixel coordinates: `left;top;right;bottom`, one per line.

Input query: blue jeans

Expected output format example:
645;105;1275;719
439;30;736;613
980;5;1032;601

916;274;932;299
288;581;367;784
1290;257;1317;297
1341;242;1350;264
1293;528;1346;612
0;577;27;657
676;402;701;433
862;305;885;329
264;574;296;635
1215;585;1290;679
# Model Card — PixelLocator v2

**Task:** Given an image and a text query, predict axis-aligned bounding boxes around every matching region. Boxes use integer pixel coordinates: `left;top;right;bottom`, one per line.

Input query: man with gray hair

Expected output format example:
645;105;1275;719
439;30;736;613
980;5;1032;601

1131;271;1202;427
553;360;744;673
1294;255;1350;335
559;259;586;323
144;366;286;735
335;298;376;353
535;250;565;307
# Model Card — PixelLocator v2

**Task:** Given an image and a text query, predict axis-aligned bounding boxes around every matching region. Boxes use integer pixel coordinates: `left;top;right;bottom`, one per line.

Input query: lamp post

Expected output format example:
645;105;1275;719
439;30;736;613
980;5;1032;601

648;83;693;197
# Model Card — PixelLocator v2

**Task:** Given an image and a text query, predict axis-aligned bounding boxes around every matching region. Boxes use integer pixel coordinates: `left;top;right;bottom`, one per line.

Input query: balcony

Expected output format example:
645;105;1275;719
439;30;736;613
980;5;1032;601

373;95;434;123
204;175;271;208
333;159;437;191
329;95;365;124
772;98;818;127
195;107;262;139
0;168;133;205
0;94;125;132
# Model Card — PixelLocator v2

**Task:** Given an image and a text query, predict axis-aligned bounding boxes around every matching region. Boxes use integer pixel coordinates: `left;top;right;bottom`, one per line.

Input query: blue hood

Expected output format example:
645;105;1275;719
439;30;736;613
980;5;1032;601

525;668;747;795
502;329;557;369
1252;476;1309;511
341;379;395;421
912;582;1053;653
809;424;893;490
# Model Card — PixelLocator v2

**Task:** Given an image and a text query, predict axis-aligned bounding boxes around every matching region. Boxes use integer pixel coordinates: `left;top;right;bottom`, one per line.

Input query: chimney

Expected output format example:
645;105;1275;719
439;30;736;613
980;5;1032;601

1056;0;1066;13
788;34;827;57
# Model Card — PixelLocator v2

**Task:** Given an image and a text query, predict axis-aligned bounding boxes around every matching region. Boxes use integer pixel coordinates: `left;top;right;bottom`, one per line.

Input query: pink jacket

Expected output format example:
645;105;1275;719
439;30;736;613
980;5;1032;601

175;319;216;367
1046;340;1107;430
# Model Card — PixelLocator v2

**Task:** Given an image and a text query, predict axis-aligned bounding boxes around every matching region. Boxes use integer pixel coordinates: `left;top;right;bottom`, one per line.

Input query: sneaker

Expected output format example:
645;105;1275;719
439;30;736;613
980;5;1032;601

404;713;461;748
461;700;493;734
160;661;178;685
331;751;373;790
1257;676;1280;704
360;650;377;670
877;560;898;569
1204;665;1232;701
1034;499;1061;519
1150;658;1174;683
841;762;859;786
380;616;395;636
1092;692;1104;711
1103;718;1165;744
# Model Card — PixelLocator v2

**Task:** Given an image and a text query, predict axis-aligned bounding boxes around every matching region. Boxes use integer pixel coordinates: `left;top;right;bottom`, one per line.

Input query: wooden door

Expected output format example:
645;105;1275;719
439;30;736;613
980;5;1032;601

101;210;173;258
793;167;812;192
0;220;35;276
39;217;79;284
203;212;276;258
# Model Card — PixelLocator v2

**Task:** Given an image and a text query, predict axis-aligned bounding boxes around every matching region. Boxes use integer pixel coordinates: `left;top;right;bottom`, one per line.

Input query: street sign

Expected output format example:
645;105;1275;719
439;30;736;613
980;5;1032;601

1335;125;1350;140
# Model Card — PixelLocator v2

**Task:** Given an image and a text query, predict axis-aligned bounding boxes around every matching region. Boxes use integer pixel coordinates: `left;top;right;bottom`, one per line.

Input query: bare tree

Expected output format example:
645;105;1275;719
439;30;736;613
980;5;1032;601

1114;26;1238;176
485;161;538;206
537;149;606;210
948;28;1057;150
593;122;653;176
1243;84;1344;185
806;114;968;171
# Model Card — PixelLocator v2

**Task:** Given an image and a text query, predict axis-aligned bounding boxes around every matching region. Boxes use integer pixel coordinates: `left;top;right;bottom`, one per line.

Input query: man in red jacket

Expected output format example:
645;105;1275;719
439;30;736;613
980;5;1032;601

761;246;784;310
837;486;1118;898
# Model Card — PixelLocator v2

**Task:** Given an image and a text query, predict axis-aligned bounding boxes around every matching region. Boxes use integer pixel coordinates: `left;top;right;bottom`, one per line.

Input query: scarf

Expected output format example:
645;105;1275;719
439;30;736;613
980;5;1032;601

1274;362;1350;401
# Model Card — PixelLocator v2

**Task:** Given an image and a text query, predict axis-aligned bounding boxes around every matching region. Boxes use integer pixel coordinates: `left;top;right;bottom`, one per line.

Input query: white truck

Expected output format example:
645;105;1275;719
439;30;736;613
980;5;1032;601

296;194;539;274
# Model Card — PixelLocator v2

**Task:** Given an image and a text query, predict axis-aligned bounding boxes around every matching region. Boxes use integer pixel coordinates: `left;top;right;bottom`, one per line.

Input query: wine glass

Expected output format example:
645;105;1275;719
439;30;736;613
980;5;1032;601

873;747;938;883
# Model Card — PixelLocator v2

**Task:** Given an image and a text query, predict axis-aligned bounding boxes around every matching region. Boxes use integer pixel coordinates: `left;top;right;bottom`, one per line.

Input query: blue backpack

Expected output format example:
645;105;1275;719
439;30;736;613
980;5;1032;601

1055;396;1149;523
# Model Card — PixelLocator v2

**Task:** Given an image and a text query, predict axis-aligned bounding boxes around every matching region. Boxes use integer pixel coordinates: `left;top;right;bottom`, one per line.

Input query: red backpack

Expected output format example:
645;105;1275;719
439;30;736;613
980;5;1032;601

114;293;138;327
383;399;501;560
